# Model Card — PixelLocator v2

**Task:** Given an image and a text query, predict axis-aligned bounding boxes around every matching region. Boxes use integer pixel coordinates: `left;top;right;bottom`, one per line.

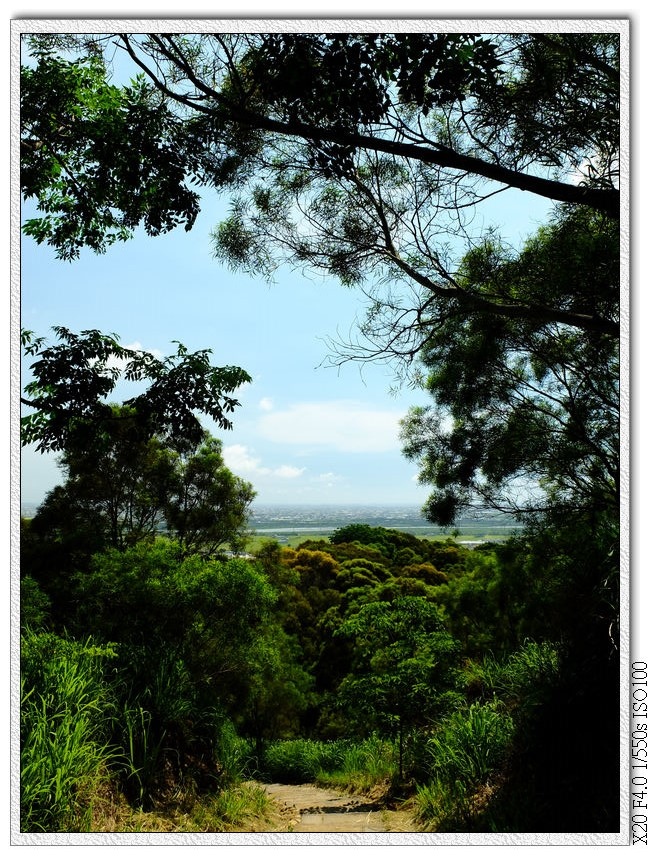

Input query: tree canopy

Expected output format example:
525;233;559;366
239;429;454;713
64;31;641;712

21;327;255;562
31;420;255;556
21;326;251;454
400;205;619;524
21;32;619;335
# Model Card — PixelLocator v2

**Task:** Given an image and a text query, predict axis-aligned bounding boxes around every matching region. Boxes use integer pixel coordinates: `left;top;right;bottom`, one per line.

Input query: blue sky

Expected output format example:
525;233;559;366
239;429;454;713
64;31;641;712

20;175;551;508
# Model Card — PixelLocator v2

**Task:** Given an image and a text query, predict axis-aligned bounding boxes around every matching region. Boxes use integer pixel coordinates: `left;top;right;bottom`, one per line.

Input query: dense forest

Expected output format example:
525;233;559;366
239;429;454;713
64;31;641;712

19;28;621;834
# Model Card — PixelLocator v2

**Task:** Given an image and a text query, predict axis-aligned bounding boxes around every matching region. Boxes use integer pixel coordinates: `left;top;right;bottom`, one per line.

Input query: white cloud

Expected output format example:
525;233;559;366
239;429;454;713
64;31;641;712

222;444;305;479
259;397;274;411
123;341;159;355
223;444;261;474
257;400;404;453
274;464;305;479
316;472;342;488
94;341;163;373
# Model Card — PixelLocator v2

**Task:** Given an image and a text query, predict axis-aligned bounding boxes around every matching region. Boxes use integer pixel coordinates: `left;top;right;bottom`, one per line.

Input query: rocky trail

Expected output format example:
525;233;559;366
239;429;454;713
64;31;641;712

260;782;418;833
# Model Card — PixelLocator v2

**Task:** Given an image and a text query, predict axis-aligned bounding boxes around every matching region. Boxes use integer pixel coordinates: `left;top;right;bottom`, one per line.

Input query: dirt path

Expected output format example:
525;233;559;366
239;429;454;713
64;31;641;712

261;782;418;833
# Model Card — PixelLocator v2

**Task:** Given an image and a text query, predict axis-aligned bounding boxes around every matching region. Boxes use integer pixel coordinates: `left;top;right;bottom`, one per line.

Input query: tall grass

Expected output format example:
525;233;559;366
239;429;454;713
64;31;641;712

21;630;245;828
415;699;513;829
20;630;118;832
111;646;220;808
498;640;560;710
120;705;166;809
213;719;255;784
427;700;514;785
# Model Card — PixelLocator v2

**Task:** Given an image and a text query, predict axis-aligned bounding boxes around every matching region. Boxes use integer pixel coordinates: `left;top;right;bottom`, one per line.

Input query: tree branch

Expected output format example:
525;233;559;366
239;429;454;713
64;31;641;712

348;172;619;337
120;34;620;219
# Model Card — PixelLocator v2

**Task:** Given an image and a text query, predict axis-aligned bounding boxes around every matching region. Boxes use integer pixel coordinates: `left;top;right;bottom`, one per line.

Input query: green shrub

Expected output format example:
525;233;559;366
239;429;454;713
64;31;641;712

317;736;398;790
258;736;397;791
260;738;338;782
20;574;51;630
462;641;561;710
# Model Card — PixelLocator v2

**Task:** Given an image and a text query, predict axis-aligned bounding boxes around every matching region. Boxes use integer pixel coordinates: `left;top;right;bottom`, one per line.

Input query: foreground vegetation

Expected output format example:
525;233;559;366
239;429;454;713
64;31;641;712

20;516;618;833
